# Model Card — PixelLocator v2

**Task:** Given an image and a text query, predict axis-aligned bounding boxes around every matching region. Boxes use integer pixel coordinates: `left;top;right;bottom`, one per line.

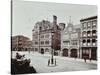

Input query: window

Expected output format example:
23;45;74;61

45;41;49;44
82;40;86;46
87;22;91;28
71;33;78;39
92;30;96;36
63;41;70;45
87;31;91;37
34;35;38;39
72;40;77;45
82;22;87;29
92;20;97;26
41;41;44;44
92;39;96;46
35;41;38;45
41;35;44;38
82;31;87;37
87;39;91;46
45;34;49;38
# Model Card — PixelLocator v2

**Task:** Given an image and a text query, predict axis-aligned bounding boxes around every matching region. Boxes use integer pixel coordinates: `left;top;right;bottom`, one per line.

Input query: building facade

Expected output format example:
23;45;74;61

61;21;81;58
32;15;61;54
11;35;33;51
80;16;97;60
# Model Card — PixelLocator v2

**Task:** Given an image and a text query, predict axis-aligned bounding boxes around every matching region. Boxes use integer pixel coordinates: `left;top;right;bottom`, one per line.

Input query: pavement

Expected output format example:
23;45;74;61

12;51;97;73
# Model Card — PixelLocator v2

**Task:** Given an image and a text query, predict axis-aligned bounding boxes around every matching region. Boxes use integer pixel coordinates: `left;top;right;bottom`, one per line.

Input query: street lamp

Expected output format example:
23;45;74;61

51;31;54;64
48;30;56;66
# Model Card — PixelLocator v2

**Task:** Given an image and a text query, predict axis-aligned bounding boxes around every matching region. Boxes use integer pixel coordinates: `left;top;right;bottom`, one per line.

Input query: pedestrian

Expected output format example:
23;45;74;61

84;58;86;62
55;58;56;66
84;57;87;63
48;59;50;66
89;58;92;62
16;52;21;59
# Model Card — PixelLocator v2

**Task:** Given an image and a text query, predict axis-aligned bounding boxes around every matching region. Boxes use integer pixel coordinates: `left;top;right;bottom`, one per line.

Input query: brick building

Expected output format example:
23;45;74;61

32;15;61;54
11;35;33;51
80;16;97;60
61;20;81;58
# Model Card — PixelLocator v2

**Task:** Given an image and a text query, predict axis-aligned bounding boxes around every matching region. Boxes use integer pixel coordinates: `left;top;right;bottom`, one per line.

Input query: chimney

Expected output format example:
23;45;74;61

53;15;57;25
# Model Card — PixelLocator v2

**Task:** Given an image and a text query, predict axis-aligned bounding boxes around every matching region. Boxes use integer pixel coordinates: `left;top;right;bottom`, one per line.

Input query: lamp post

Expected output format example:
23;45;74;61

48;31;56;66
51;31;54;64
39;27;41;53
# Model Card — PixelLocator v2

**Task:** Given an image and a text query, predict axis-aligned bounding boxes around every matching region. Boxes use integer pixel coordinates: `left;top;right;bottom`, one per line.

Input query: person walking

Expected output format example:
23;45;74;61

48;59;50;66
55;58;56;66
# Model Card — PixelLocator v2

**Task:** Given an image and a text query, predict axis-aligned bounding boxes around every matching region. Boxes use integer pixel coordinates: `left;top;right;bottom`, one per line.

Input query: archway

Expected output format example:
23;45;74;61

41;48;44;54
70;49;77;58
62;48;68;57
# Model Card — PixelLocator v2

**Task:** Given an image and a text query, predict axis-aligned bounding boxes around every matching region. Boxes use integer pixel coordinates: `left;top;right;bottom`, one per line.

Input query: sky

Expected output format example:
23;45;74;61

12;0;97;40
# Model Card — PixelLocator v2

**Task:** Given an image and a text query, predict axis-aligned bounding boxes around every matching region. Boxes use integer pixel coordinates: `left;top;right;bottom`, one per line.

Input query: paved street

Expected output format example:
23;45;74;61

12;51;97;73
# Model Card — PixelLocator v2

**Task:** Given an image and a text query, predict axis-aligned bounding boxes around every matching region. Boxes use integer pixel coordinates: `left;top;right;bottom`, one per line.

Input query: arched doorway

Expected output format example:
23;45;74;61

62;48;68;57
70;49;77;58
41;48;44;54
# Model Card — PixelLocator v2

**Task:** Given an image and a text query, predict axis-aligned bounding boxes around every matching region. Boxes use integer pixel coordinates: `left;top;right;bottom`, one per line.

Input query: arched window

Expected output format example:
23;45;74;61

82;39;86;46
92;30;96;36
87;31;91;37
87;39;91;46
92;39;96;46
82;31;87;37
